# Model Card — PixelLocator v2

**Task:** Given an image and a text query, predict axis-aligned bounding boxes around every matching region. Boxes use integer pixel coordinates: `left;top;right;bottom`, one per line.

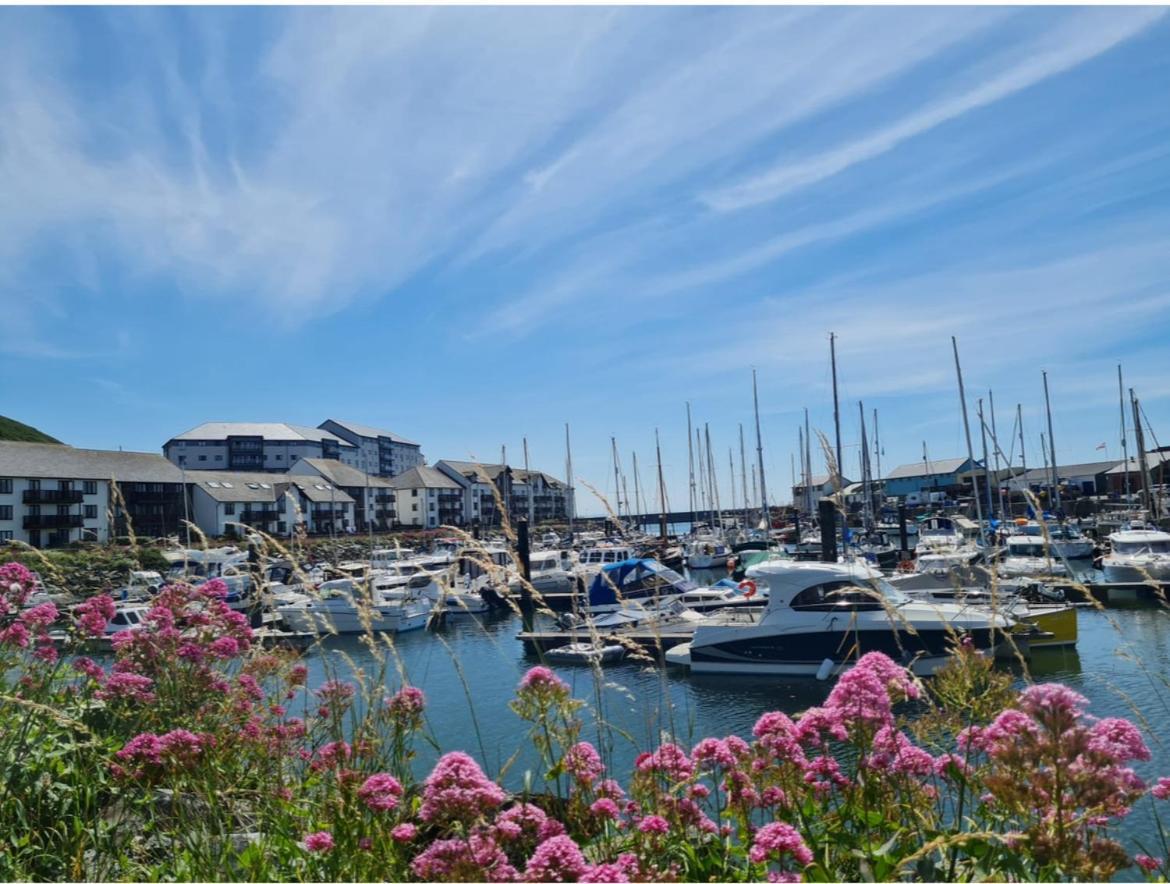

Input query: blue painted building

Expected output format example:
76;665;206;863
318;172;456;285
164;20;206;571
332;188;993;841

882;457;982;499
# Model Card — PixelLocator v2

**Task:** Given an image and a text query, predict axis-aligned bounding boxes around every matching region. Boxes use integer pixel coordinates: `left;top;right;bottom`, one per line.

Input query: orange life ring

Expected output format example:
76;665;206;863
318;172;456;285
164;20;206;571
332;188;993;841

739;579;757;599
897;559;915;573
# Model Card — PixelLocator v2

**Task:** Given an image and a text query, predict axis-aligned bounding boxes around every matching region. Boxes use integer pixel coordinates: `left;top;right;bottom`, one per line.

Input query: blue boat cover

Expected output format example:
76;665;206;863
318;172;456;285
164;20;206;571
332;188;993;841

586;558;695;608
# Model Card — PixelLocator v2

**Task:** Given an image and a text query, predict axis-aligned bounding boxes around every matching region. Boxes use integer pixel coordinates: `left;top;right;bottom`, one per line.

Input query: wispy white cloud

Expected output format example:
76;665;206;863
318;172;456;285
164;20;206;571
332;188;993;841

701;8;1166;212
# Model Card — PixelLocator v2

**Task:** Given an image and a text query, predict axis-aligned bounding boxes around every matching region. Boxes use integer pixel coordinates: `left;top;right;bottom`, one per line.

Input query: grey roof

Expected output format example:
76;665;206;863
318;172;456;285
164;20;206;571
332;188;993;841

514;468;567;489
185;470;288;503
289;476;356;505
794;475;852;489
388;465;462;490
437;460;509;482
884;457;977;480
0;442;185;482
297;458;394;489
168;422;355;447
1106;452;1170;474
320;419;419;447
1013;461;1120;482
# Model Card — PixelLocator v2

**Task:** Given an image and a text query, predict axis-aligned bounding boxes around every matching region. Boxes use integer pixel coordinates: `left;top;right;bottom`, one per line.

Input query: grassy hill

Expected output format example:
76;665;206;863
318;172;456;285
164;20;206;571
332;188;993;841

0;416;61;444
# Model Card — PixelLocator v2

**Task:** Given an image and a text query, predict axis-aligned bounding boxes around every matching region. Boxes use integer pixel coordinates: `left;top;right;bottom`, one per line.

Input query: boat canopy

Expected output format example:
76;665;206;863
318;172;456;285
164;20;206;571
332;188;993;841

586;558;696;609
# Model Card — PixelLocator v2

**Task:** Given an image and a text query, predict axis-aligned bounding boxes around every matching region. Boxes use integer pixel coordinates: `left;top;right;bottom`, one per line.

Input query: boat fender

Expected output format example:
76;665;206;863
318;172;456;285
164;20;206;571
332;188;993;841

815;658;835;681
738;579;757;599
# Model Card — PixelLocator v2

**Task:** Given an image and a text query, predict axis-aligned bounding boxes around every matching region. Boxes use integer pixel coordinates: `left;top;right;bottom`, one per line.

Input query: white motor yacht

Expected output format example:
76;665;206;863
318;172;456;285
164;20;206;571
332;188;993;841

996;535;1069;578
668;559;1015;677
276;578;431;634
1102;525;1170;583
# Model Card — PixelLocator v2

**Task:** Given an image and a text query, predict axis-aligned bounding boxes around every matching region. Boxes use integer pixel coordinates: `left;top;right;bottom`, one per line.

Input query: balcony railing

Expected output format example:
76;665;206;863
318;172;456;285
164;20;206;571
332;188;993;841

240;510;279;524
24;514;84;529
23;489;84;504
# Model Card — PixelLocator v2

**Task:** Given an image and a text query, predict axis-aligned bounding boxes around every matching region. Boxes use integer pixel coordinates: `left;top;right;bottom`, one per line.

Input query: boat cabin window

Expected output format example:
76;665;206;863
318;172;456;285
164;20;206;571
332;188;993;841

790;580;885;611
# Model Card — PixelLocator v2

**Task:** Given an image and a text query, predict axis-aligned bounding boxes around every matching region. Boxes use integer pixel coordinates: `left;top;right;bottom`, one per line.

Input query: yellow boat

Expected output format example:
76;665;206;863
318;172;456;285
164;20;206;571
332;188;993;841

1013;603;1078;648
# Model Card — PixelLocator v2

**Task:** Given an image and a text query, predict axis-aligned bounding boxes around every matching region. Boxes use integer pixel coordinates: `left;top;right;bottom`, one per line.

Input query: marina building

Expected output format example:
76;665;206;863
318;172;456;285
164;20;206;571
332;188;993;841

289;457;396;531
882;457;985;500
388;466;465;529
0;442;185;547
1105;450;1170;496
318;419;424;478
791;474;854;508
1004;461;1119;496
163;422;358;472
434;460;573;526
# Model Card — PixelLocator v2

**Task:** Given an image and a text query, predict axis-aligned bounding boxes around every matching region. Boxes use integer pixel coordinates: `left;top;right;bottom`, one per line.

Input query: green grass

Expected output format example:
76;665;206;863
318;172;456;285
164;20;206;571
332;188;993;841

0;415;61;444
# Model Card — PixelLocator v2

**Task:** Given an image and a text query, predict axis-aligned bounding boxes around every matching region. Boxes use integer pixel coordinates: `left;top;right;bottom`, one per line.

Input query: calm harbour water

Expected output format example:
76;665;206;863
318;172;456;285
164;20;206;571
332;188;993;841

297;566;1170;865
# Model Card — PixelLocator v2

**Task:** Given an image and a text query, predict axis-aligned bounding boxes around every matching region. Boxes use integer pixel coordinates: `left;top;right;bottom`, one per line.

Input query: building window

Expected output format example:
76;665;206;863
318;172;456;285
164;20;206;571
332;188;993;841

224;503;235;515
0;479;10;494
411;489;418;497
199;455;207;462
0;506;12;520
179;455;187;464
275;454;283;461
412;503;418;512
0;530;12;541
215;455;223;461
83;480;97;495
28;479;40;491
84;505;97;519
59;480;72;491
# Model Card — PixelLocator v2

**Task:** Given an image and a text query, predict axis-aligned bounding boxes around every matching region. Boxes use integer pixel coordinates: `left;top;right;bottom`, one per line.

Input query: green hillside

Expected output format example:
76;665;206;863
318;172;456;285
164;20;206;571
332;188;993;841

0;416;62;444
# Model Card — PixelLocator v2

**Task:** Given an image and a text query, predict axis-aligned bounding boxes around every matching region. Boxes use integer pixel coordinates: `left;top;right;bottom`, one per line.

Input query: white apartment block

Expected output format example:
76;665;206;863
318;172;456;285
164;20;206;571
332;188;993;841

388;466;464;529
289;457;396;531
186;470;357;538
318;419;425;478
164;422;359;473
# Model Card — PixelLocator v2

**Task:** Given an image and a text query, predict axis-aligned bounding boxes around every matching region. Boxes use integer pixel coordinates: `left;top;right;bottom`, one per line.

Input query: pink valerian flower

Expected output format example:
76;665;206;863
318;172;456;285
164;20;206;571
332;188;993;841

96;671;156;703
357;773;404;812
934;752;972;779
1136;855;1163;873
495;802;564;842
310;741;353;772
866;726;935;778
519;665;568;694
0;622;30;649
982;709;1042;758
75;594;117;637
303;831;334;853
590;798;620;820
391;823;417;843
386;684;426;726
236;673;264;701
411;836;518;882
159;729;209;766
749;822;814;867
564;741;605;785
115;729;209;773
852;651;921;701
692;737;737;770
1018;682;1089;730
579;863;631;883
288;663;308;686
1087;718;1151;763
523;834;588;883
0;562;37;609
826;666;893;731
19;602;58;630
72;656;105;683
512;666;572;719
32;637;58;663
793;706;848;749
419;751;507;825
1152;777;1170;800
117;733;165;766
596;778;625;800
637;814;670;836
208;636;240;659
635;742;694;781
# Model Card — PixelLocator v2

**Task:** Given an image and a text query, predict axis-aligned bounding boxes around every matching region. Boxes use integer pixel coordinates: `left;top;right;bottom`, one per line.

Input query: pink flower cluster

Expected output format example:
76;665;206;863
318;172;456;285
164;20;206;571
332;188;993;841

419;751;507;825
564;741;605;785
74;594;116;637
357;773;403;813
114;728;211;776
0;561;36;613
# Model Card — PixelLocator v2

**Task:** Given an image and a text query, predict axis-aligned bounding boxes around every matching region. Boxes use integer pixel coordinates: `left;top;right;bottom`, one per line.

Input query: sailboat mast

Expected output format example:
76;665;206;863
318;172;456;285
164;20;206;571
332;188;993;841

565;423;574;538
830;333;843;491
752;369;769;528
978;399;994;523
1043;371;1061;513
858;400;871;530
803;407;813;516
655;429;668;539
1018;404;1028;476
1132;389;1154;517
1119;366;1131;504
611;436;622;522
705;423;722;528
988;390;1002;520
523;437;534;526
686;403;696;518
873;408;881;482
632;451;642;525
728;448;737;522
951;337;985;533
739;424;749;530
696;428;707;519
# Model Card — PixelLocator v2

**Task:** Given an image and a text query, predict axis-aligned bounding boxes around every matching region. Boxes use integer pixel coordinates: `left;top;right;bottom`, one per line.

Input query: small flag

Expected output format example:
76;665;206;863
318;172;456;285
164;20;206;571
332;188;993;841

1096;442;1107;451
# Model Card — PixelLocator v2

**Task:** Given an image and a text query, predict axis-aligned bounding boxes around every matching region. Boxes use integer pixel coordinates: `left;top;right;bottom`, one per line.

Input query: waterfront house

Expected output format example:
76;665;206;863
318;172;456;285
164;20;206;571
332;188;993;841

883;457;984;500
791;474;853;508
0;442;185;547
187;471;292;538
435;460;512;527
1004;461;1119;496
288;476;356;535
388;466;464;528
289;458;396;530
317;419;425;478
163;422;358;473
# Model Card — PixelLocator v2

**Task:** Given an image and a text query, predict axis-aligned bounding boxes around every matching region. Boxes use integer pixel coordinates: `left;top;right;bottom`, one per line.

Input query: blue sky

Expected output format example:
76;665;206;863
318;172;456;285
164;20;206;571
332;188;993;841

1;7;1168;516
